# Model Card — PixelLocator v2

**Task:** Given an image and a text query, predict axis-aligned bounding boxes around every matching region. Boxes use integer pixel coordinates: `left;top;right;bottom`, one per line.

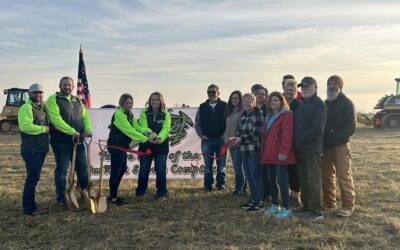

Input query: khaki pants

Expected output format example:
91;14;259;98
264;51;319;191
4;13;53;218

321;143;355;211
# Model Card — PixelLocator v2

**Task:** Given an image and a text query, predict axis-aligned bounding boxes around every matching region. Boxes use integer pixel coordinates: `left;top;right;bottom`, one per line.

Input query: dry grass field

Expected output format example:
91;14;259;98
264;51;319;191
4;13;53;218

1;127;400;249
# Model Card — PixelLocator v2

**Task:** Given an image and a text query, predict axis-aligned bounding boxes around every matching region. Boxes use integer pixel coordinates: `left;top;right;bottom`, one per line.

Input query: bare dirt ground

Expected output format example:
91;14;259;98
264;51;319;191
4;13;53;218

1;127;400;249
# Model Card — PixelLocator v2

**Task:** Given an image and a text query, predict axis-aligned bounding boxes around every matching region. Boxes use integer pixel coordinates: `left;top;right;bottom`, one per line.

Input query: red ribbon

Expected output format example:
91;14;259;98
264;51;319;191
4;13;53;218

106;145;152;156
191;138;235;170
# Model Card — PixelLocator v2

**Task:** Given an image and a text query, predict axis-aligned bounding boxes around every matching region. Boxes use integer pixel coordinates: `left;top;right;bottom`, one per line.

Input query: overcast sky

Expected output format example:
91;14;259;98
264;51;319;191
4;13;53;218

1;0;400;112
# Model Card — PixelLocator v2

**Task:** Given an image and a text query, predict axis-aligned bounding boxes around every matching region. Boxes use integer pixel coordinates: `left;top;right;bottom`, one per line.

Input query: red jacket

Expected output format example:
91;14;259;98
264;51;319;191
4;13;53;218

260;109;296;165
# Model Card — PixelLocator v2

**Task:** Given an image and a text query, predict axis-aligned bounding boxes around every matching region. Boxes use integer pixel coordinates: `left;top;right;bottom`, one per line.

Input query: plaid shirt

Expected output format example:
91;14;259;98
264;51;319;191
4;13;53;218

236;107;264;155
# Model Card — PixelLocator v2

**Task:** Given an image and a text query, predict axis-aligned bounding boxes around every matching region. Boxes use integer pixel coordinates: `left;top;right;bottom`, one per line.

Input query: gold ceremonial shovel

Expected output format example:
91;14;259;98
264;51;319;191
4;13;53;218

90;140;107;214
64;139;79;211
81;137;98;209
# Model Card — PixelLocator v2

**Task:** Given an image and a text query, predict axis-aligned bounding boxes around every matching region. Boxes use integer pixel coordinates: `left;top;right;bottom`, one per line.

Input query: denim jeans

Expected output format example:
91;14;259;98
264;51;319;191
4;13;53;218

242;153;263;203
136;153;168;197
51;142;88;203
108;147;128;198
230;147;245;193
261;165;271;200
266;164;289;209
201;138;226;190
21;152;46;213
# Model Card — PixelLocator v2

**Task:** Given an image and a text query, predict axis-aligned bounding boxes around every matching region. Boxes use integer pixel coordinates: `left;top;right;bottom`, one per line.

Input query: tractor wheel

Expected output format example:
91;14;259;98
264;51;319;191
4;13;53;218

382;115;400;129
0;120;13;132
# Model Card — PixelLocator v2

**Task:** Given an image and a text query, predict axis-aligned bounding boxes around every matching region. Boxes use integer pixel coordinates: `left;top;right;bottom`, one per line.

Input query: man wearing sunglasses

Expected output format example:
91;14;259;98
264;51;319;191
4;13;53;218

195;84;227;192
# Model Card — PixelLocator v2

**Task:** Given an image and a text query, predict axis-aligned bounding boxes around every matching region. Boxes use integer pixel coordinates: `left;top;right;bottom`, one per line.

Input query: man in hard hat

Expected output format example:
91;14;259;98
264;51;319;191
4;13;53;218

46;76;92;206
18;83;50;215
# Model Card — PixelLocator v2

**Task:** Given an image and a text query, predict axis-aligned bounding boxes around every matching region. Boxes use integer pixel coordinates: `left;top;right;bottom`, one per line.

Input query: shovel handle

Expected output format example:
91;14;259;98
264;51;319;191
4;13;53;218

97;139;108;198
83;137;93;182
68;138;80;190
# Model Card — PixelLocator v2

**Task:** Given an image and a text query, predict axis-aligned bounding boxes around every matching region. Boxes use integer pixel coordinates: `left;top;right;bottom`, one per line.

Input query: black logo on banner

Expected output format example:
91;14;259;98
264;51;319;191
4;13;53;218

169;110;194;147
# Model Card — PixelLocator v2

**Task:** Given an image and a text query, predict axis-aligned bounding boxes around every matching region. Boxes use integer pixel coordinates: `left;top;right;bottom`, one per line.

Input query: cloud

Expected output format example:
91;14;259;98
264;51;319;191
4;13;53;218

1;0;400;111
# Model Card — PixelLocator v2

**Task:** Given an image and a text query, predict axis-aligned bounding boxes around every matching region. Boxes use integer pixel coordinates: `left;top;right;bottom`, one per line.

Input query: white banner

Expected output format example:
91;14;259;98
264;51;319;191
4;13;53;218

88;108;207;180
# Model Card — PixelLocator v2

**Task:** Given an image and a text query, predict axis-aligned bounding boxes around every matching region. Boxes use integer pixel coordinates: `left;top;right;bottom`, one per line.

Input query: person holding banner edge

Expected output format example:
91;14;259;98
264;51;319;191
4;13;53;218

136;92;171;198
107;93;156;205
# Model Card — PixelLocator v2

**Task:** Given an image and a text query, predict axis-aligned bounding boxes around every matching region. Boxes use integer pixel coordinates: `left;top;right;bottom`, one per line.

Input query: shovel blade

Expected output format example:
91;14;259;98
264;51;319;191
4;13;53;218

81;189;91;209
96;196;107;213
64;189;79;211
88;186;98;199
89;198;97;214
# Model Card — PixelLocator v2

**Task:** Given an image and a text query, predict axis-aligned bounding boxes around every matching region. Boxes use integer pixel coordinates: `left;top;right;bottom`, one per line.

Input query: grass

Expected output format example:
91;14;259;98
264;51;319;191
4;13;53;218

1;127;400;249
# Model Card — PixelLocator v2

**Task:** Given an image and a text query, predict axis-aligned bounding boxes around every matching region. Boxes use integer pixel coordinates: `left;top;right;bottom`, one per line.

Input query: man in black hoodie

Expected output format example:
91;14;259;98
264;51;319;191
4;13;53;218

195;84;227;192
321;75;356;217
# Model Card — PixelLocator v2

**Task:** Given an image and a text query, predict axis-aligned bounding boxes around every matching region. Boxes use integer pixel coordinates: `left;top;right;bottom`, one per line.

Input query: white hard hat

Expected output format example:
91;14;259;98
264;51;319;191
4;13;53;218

29;83;44;93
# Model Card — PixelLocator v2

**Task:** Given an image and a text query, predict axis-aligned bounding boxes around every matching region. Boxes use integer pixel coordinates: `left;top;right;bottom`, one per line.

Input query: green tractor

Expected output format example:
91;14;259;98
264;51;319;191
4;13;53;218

0;88;29;132
370;78;400;129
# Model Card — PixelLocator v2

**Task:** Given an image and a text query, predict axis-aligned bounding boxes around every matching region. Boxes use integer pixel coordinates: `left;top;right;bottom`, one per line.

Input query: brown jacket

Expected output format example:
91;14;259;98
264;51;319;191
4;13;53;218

223;108;243;148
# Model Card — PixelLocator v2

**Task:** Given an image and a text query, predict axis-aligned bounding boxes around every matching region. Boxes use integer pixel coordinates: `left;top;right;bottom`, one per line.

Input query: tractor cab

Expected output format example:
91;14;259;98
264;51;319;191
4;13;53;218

0;88;29;132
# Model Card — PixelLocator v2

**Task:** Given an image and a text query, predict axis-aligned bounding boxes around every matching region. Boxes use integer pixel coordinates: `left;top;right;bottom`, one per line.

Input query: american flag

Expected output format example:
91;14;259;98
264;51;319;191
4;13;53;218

77;46;91;108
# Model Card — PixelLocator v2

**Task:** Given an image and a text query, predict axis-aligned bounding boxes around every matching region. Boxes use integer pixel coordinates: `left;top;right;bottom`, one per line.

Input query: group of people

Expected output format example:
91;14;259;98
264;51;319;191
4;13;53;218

195;75;356;222
19;74;356;223
18;76;171;215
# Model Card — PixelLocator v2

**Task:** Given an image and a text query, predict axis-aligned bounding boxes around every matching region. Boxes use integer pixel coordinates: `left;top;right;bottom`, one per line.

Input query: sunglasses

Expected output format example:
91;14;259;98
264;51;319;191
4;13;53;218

207;90;216;94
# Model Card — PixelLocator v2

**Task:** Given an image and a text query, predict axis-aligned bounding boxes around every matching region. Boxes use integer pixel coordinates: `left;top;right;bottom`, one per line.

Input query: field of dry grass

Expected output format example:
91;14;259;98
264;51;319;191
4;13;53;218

1;127;400;249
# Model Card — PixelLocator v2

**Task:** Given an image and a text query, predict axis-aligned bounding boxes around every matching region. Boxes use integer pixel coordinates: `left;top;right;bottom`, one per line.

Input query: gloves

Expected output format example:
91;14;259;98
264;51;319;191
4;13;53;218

278;153;287;161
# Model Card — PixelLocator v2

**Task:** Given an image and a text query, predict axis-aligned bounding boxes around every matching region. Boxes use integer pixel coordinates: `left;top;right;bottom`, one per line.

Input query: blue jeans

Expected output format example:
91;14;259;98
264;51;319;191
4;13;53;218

230;147;245;193
201;138;226;190
266;164;289;209
21;152;46;214
242;153;263;203
51;142;88;203
136;153;168;197
108;147;127;198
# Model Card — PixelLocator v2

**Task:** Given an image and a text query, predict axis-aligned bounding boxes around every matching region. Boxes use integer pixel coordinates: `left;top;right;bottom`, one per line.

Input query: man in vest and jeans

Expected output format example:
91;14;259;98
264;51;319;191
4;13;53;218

46;76;92;206
19;83;50;215
195;84;227;192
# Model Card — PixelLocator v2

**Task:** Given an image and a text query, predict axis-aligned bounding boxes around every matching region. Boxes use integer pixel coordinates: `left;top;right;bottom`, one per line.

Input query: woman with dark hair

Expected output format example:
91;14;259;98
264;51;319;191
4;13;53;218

107;93;154;205
223;90;245;196
260;91;296;219
136;92;171;198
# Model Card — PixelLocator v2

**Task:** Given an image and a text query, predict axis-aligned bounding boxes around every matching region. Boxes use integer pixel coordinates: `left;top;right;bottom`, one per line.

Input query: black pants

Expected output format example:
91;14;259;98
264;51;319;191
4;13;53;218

108;147;127;198
297;152;322;215
261;165;270;200
287;164;301;193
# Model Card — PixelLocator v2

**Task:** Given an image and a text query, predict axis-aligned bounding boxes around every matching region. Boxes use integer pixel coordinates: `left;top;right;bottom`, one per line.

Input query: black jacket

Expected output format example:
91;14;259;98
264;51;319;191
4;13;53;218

195;99;227;139
49;95;84;145
324;93;356;149
294;94;327;154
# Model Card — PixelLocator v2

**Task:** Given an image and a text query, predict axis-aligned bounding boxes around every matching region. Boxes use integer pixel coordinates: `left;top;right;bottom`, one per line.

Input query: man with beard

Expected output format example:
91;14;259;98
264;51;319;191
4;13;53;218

18;84;50;215
293;77;326;222
321;75;356;217
46;76;92;206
